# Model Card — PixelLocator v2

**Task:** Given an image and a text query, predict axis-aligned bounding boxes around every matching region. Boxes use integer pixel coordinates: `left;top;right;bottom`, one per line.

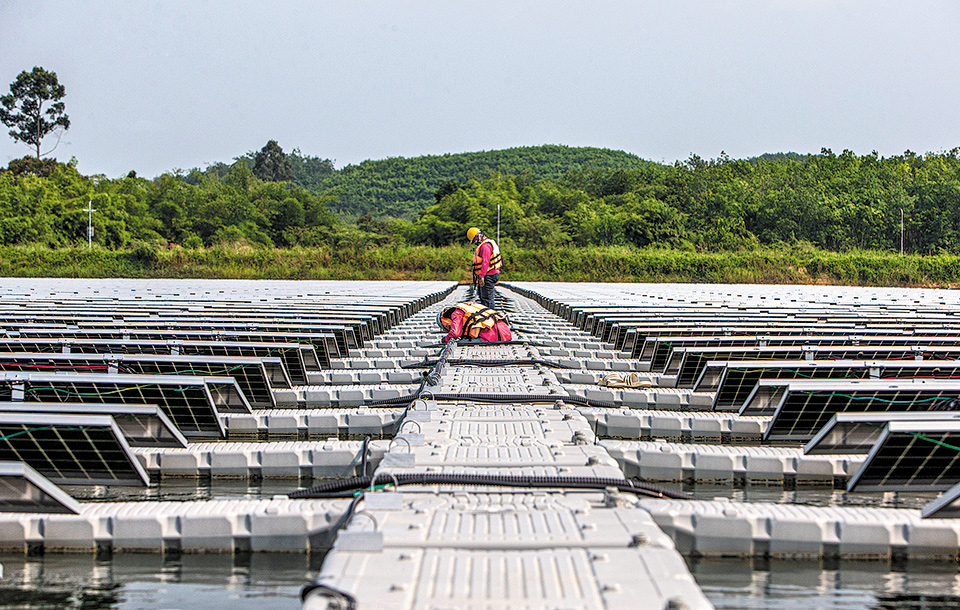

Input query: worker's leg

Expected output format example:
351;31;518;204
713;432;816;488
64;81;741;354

480;273;499;310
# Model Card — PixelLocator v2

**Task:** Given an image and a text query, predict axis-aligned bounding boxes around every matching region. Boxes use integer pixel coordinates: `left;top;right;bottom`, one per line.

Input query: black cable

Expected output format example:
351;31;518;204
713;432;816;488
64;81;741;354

289;472;690;500
366;392;616;409
300;581;359;609
382;376;428;433
425;339;456;386
359;436;370;477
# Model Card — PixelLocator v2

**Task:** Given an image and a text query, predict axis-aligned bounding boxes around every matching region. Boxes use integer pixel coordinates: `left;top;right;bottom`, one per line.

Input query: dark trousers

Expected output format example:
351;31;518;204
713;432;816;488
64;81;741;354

478;273;499;310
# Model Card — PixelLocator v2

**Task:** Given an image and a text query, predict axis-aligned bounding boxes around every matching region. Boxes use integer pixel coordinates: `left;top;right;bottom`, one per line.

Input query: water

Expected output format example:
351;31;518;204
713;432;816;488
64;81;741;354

4;552;960;609
42;481;960;609
63;479;309;503
688;557;960;609
682;483;941;510
0;552;316;609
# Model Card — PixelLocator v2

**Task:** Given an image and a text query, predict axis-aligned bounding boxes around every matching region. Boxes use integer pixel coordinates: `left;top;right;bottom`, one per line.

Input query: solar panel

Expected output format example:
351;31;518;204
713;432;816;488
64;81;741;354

847;420;960;492
0;402;187;448
0;338;313;384
0;352;288;407
0;304;400;340
702;360;960;411
803;411;960;455
86;317;368;348
626;323;960;359
0;372;231;438
625;323;860;357
0;461;81;513
671;345;960;389
756;379;960;442
0;412;149;486
9;327;338;367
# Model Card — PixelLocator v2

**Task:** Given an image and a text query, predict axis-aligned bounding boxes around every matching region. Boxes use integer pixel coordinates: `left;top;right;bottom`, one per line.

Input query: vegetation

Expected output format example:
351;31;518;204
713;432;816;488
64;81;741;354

309;145;653;219
0;157;339;248
402;148;960;256
3;142;960;287
3;243;960;288
0;67;70;158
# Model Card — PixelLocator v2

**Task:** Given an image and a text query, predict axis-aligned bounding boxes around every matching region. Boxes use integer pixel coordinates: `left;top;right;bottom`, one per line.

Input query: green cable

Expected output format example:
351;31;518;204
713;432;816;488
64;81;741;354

912;432;960;454
158;364;248;377
809;392;949;405
831;412;960;455
30;384;203;397
352;483;394;497
0;425;87;442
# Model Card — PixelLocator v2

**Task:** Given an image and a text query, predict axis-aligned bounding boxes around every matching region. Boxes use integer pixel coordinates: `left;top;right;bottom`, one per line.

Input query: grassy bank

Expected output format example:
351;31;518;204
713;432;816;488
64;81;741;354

3;244;960;287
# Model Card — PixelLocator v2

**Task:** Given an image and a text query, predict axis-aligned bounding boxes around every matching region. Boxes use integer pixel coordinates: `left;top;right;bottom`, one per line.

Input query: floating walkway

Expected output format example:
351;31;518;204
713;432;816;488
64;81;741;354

304;311;712;609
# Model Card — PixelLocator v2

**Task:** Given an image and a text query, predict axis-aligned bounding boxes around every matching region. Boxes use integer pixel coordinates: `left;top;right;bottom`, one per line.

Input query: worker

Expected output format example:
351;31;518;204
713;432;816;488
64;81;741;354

466;227;501;310
437;301;512;343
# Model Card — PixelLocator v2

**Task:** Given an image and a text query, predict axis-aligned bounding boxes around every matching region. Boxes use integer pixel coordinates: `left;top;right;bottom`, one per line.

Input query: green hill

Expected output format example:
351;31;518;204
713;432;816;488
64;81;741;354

311;145;652;219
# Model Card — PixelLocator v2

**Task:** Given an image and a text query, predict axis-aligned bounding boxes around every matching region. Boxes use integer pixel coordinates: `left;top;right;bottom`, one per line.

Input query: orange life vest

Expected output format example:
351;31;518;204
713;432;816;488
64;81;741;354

453;301;508;339
472;237;502;279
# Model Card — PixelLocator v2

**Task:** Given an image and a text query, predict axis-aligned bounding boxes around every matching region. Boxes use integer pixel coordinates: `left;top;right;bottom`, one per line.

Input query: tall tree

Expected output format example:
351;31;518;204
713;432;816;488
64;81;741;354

253;140;293;182
0;67;70;158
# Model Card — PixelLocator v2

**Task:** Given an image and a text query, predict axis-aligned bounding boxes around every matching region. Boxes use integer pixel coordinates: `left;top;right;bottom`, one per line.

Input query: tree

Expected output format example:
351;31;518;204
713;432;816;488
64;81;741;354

0;67;70;158
4;155;59;177
433;179;461;203
253;140;293;182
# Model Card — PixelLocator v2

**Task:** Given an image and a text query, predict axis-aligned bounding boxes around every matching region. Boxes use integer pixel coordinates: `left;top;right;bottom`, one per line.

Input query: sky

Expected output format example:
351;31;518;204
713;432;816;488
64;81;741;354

1;1;959;179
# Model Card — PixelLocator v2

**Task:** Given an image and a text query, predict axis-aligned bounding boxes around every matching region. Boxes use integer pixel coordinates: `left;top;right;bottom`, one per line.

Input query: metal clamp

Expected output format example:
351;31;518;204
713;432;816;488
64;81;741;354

369;471;401;493
365;473;403;511
388;437;412;453
336;510;385;551
350;510;380;531
399;421;422;434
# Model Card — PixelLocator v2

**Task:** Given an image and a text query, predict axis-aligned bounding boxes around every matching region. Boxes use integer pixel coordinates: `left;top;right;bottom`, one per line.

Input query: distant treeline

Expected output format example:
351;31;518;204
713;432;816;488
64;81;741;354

2;145;960;256
407;148;960;254
198;144;649;219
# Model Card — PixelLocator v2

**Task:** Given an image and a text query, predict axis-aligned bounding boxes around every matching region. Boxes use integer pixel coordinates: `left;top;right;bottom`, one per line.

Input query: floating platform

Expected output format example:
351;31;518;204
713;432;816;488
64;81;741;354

6;279;960;609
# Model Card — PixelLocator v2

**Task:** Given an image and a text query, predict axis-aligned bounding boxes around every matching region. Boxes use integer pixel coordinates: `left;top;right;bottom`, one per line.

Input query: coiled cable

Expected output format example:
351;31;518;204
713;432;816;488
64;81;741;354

288;472;690;500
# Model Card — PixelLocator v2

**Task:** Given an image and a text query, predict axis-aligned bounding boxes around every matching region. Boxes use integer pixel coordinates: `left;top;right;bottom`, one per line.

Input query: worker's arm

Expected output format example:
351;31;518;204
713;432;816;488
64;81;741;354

443;309;465;343
476;242;492;286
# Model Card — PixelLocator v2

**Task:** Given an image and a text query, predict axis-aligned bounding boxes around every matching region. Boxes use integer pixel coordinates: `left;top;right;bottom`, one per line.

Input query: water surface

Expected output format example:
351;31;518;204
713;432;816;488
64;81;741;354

0;552;314;609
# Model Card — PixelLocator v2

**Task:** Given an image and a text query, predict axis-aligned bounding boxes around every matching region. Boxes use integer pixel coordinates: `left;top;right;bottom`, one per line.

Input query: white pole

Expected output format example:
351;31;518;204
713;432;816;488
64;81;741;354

85;200;96;249
497;203;501;242
900;208;904;256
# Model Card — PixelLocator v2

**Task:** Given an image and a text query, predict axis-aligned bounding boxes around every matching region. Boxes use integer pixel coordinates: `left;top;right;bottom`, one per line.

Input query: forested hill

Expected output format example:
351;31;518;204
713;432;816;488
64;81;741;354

310;145;652;219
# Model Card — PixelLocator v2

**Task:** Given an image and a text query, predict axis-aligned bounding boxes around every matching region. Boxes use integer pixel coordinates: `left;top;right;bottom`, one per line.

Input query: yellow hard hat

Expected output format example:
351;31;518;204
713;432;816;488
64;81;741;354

466;227;481;242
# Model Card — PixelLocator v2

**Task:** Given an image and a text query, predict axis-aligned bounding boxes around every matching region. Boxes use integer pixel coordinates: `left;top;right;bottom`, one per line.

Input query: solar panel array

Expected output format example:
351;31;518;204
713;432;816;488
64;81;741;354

671;344;960;388
0;402;187;448
0;338;315;385
509;281;960;512
848;420;960;492
703;360;960;411
750;379;960;441
0;352;286;407
0;412;150;486
0;371;238;437
0;279;453;499
804;412;960;455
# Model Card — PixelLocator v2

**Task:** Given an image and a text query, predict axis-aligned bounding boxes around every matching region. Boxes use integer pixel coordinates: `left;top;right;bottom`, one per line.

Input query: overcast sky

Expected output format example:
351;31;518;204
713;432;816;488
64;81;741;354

1;1;959;178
